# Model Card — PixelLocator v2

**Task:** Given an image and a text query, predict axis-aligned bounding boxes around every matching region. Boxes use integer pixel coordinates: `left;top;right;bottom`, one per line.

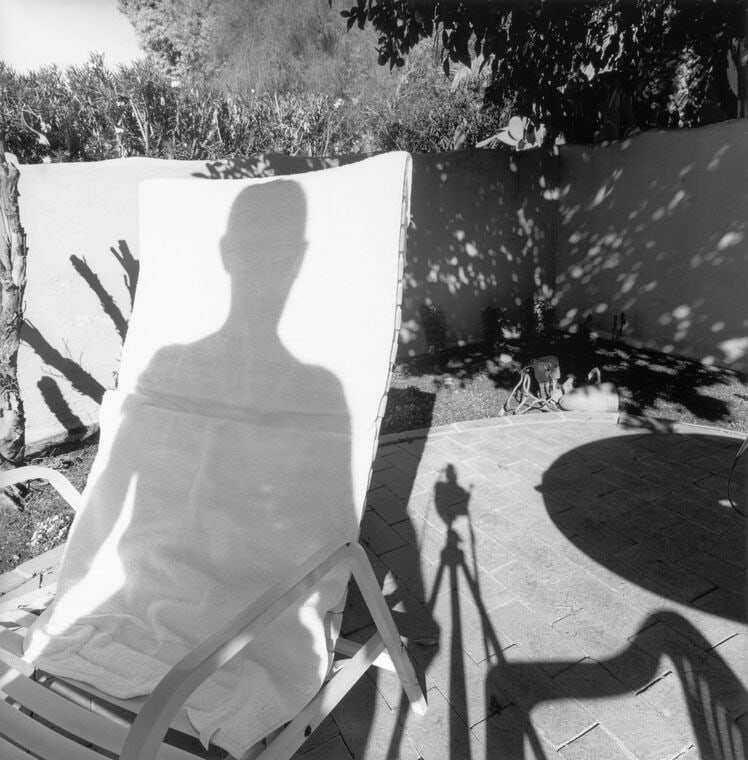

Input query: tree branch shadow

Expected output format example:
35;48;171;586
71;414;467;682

26;240;141;425
110;240;139;312
37;376;85;433
70;255;129;343
22;320;105;404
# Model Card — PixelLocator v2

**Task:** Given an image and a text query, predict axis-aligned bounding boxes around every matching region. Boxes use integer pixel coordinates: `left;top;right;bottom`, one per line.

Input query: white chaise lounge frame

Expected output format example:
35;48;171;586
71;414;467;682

0;465;426;760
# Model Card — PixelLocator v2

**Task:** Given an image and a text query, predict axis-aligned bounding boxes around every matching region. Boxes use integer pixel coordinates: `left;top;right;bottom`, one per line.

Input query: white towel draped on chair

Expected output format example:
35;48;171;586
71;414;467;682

24;152;412;756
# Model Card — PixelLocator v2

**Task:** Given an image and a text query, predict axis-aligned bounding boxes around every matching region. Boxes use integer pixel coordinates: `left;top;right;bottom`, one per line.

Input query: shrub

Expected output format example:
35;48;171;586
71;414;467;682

0;57;368;162
419;303;447;355
0;50;511;164
519;294;555;353
481;305;508;353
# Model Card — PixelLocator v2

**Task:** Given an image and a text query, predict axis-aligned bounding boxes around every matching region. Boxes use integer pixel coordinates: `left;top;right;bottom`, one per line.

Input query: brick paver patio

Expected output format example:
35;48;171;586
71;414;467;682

1;411;746;759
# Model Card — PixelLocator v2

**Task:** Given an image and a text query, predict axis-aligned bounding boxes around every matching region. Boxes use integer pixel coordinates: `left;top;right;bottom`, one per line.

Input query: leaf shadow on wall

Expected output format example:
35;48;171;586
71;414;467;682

554;126;747;372
400;148;558;357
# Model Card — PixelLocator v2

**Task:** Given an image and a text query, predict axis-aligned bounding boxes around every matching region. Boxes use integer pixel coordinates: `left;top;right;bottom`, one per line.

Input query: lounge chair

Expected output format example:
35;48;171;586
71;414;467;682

0;152;426;759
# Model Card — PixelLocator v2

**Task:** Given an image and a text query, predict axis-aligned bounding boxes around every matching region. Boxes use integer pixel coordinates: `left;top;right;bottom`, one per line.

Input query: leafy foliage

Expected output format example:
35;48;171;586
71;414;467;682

372;41;511;152
118;0;391;98
338;0;746;142
118;0;218;77
0;56;350;161
208;0;386;97
419;303;448;355
1;46;510;162
108;0;514;154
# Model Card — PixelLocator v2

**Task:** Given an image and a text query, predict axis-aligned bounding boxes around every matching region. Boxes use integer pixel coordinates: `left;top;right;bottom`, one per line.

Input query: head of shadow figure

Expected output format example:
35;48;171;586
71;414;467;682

221;180;303;332
137;179;352;427
480;432;747;760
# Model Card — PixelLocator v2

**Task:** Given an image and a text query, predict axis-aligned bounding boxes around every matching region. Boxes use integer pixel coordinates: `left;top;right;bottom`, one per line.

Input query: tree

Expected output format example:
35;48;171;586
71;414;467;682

118;0;392;97
115;0;511;150
118;0;219;78
0;113;28;491
207;0;380;96
337;0;746;143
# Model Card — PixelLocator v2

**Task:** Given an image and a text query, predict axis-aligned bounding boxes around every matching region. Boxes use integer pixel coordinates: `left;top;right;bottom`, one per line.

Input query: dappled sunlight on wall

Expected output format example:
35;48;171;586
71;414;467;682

403;149;557;355
516;149;558;298
556;120;748;371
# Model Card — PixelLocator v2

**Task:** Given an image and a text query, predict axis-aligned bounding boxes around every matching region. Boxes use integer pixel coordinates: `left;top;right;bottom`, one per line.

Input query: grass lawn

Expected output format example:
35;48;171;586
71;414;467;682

1;334;746;574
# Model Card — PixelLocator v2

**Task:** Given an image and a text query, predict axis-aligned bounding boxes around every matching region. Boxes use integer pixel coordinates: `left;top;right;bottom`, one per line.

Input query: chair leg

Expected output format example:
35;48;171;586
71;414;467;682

254;633;387;760
346;543;427;716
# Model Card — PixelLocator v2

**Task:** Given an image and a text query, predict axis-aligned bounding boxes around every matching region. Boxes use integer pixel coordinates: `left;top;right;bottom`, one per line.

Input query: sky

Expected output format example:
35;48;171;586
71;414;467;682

0;0;143;72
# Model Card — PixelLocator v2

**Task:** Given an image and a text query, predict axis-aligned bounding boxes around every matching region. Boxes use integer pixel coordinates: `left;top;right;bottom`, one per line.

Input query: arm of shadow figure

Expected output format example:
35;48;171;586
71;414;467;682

484;611;747;760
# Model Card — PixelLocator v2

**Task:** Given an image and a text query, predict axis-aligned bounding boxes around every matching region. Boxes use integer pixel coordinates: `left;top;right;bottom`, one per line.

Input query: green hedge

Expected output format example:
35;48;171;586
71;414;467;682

1;55;507;163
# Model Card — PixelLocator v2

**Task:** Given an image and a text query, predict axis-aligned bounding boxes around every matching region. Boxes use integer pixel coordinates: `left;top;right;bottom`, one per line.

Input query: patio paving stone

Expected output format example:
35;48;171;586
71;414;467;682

490;600;588;678
492;647;597;748
552;661;690;760
557;724;632;760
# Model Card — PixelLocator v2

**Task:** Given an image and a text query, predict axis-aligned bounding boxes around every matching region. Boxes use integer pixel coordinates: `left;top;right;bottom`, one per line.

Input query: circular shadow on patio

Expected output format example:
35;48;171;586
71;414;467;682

538;430;746;622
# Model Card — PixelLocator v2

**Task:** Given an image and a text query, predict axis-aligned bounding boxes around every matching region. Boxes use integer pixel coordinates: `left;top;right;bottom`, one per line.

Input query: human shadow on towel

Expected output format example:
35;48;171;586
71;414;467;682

26;180;363;757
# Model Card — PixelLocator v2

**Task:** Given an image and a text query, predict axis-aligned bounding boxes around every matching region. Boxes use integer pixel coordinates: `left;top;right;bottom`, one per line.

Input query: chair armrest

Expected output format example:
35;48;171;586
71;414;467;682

0;465;82;512
120;538;356;760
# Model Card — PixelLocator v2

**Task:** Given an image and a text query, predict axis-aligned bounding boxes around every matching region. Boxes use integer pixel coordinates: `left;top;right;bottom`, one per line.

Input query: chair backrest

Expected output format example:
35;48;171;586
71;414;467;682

122;153;411;517
26;152;413;754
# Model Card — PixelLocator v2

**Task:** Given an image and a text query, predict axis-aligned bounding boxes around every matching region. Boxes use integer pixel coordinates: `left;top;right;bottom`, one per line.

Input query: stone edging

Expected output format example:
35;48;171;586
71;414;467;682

378;411;746;447
28;412;745;456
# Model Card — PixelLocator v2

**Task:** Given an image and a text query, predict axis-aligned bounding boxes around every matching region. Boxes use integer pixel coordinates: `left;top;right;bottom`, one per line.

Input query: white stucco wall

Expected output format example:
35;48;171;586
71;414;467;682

12;120;747;448
18;158;209;445
16;151;553;447
555;120;748;370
